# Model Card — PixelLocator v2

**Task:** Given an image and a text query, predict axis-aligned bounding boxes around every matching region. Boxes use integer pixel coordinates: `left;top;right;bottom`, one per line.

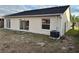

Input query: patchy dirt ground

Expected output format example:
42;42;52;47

0;28;78;53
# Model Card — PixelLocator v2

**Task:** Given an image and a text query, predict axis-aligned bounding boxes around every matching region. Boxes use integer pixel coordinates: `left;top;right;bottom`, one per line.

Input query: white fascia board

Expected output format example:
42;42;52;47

5;13;62;18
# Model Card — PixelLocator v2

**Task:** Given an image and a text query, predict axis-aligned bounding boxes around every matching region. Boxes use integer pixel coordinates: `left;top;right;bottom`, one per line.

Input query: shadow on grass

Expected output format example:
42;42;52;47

65;29;79;37
65;29;79;45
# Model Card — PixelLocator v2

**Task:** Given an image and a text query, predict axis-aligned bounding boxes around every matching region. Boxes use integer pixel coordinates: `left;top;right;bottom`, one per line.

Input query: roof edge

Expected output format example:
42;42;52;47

4;13;62;18
4;5;70;17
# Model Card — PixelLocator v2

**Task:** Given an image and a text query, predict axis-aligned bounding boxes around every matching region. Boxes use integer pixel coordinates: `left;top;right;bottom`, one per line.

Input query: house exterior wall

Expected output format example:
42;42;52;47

4;18;20;30
64;7;72;31
4;16;61;35
4;7;71;36
60;7;71;36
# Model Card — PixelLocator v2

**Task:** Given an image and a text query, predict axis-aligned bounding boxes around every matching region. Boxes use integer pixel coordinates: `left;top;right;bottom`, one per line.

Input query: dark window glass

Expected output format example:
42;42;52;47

42;19;50;29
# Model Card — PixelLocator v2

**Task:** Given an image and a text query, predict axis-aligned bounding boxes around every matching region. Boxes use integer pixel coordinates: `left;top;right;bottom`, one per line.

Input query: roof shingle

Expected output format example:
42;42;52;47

6;5;69;16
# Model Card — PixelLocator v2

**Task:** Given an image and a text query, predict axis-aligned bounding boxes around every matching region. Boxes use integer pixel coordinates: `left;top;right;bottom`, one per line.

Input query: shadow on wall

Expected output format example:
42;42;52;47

0;18;4;28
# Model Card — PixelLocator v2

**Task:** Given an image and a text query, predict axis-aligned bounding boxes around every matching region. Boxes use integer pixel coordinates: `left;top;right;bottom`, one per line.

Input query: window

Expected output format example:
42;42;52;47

42;19;50;29
6;19;10;28
20;20;29;30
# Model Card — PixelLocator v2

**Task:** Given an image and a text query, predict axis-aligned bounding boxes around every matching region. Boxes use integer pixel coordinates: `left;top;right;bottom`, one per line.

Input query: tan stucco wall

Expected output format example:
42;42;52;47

60;7;71;36
4;16;61;35
64;7;72;31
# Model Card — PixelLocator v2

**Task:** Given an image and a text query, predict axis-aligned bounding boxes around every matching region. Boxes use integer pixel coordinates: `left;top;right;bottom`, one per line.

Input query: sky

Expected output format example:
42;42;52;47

0;5;78;16
70;5;79;16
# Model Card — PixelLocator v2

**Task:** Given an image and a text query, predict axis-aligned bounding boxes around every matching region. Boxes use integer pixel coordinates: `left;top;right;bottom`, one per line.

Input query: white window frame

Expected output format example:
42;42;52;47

20;20;29;30
42;18;50;30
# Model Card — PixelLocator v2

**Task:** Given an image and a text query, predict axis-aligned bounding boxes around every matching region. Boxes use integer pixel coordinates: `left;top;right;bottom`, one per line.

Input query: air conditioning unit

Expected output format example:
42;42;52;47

50;30;60;39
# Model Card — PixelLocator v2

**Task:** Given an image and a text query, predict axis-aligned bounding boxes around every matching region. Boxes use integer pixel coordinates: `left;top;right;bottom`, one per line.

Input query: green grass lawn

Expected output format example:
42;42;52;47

65;29;79;37
66;27;79;43
67;29;79;40
75;26;79;30
65;27;79;52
